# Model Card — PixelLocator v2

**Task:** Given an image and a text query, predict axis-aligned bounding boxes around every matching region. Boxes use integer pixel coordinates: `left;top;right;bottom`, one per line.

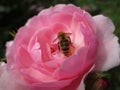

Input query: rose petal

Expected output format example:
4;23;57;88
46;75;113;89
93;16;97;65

26;15;50;29
21;67;55;84
5;41;13;57
54;47;94;80
0;63;29;90
16;46;34;68
76;80;85;90
93;15;120;71
29;76;77;90
39;4;66;16
77;65;95;90
0;62;6;77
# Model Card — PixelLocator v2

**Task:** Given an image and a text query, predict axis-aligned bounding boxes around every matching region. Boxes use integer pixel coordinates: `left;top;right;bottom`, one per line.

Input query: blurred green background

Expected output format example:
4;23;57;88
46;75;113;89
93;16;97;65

0;0;120;90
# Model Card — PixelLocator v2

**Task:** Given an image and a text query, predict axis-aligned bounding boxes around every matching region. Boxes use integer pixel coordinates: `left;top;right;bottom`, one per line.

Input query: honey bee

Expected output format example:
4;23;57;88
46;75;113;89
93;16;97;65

56;31;74;57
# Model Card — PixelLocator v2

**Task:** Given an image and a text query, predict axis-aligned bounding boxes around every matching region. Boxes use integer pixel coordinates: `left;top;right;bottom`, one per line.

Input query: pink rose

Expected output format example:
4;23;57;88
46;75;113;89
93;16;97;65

0;4;119;90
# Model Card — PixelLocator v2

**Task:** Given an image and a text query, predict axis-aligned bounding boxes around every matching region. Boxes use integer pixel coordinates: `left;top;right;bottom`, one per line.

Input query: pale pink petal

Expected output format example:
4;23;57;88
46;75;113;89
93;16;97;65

39;4;66;16
26;15;50;29
5;41;13;57
29;76;77;90
0;63;29;90
0;62;6;77
16;46;34;68
50;12;73;27
93;15;120;71
70;16;85;50
76;80;85;90
62;4;82;15
21;67;55;84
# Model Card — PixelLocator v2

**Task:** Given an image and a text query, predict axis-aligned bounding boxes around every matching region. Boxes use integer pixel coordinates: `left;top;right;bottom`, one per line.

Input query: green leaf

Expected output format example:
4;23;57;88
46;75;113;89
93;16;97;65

9;30;16;37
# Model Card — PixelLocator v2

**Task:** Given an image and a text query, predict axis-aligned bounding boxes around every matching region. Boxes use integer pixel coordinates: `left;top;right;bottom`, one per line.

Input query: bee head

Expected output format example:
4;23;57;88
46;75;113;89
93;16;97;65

58;32;65;39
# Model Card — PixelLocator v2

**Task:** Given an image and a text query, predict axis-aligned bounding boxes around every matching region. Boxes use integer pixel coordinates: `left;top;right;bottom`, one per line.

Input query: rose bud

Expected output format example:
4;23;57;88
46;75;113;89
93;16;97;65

93;77;111;90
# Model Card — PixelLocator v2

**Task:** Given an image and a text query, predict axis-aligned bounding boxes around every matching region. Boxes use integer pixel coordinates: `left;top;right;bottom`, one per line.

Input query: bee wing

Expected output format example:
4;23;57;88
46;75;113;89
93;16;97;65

66;32;72;35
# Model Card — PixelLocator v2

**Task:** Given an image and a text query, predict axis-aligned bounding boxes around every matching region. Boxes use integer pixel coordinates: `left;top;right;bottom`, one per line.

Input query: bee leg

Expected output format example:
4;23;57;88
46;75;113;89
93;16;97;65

58;42;60;51
70;44;75;54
